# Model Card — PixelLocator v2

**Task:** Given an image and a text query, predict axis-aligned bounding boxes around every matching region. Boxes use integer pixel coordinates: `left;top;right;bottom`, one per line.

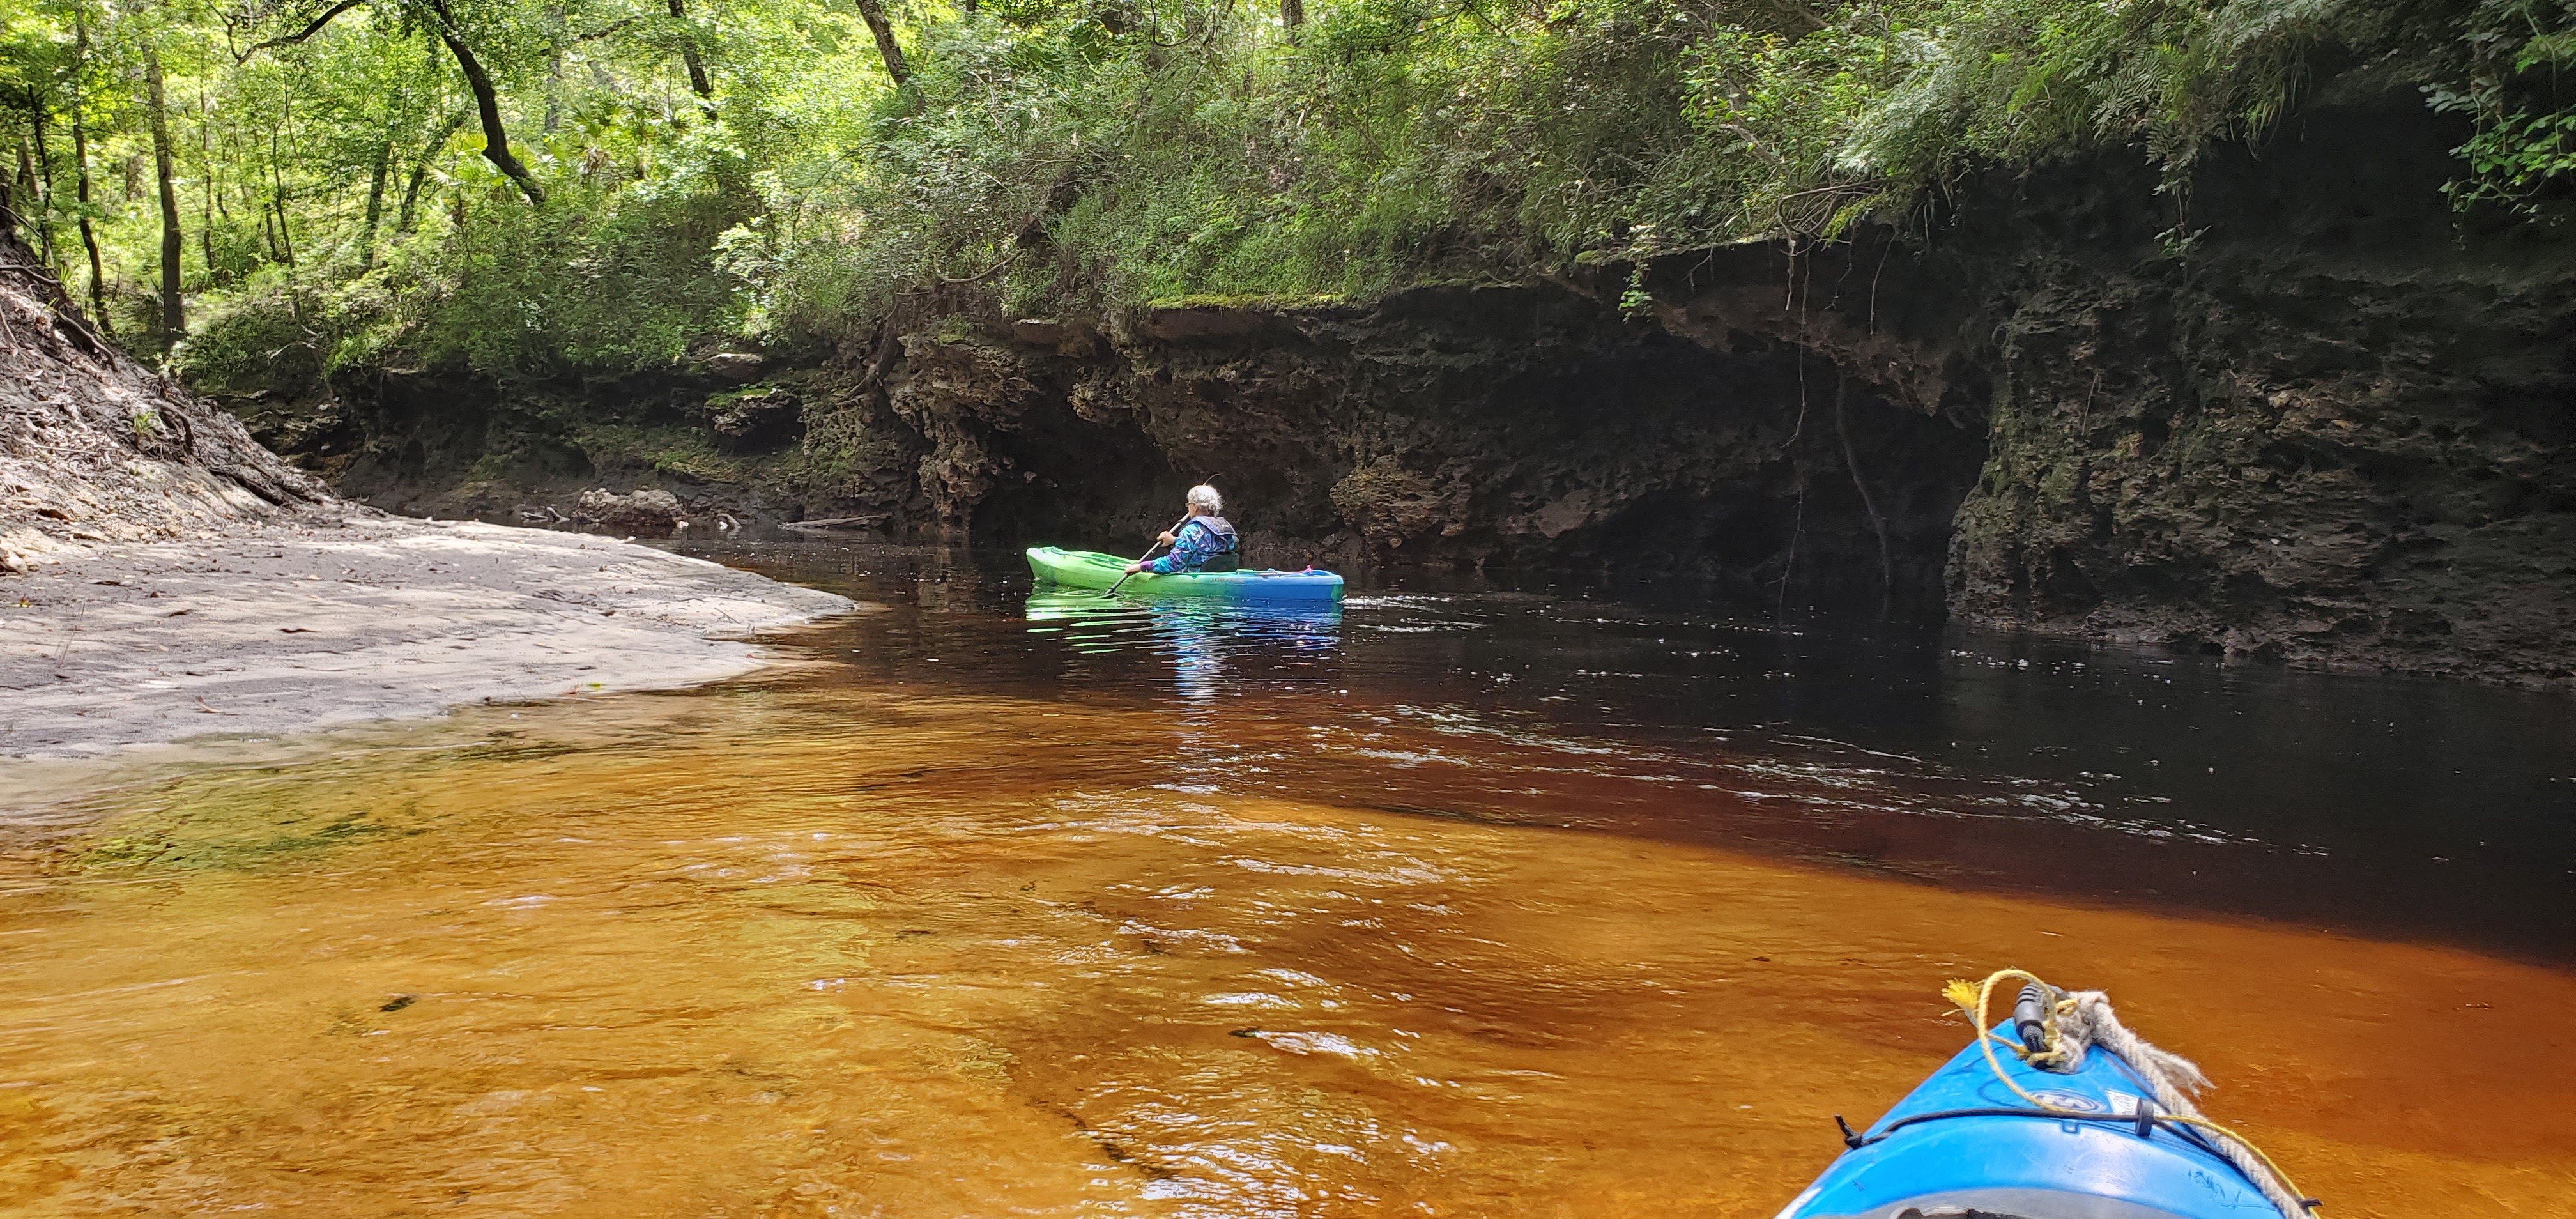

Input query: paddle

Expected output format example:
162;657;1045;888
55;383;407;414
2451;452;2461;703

1106;513;1192;597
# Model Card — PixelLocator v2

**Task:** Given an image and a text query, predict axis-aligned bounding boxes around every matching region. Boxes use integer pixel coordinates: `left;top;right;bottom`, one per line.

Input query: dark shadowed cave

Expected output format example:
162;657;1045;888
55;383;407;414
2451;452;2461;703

907;285;1991;619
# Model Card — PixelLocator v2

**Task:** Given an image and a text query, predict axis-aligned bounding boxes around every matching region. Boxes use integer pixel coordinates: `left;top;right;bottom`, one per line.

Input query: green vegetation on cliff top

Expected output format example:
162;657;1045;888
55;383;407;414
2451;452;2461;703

0;0;2568;387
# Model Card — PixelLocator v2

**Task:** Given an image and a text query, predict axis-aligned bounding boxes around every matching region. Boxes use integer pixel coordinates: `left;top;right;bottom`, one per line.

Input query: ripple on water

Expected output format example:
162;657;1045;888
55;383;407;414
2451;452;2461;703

0;541;2566;1216
0;687;2564;1216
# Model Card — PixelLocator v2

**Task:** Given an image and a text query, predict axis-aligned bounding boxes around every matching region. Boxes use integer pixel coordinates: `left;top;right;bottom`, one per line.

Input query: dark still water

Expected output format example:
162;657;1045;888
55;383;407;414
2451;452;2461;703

697;540;2575;966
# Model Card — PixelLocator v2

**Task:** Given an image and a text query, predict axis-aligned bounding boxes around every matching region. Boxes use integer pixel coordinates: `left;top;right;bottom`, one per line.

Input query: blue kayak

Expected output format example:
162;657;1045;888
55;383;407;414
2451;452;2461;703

1026;546;1345;602
1779;1022;2287;1219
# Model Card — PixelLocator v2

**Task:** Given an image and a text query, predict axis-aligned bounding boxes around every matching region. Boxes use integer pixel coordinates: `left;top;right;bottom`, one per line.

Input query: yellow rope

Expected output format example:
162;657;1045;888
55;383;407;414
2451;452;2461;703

1942;969;2317;1217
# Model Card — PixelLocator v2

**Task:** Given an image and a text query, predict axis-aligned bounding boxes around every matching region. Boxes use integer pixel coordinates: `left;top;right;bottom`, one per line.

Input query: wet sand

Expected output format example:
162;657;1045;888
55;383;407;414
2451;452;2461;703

2;686;2564;1217
0;518;854;758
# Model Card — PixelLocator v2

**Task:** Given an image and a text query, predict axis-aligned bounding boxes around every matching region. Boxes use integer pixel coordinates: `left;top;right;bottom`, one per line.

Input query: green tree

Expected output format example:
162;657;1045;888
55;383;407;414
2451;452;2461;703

0;0;2549;390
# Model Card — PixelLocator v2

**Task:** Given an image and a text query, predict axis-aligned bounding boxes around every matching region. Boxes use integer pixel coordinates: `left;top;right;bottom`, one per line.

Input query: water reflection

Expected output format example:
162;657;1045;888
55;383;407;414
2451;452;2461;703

1025;590;1342;700
911;540;986;613
648;541;2572;963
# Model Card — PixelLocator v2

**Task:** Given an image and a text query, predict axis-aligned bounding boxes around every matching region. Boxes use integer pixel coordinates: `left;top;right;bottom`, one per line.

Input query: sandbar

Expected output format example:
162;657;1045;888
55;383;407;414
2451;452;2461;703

0;513;854;759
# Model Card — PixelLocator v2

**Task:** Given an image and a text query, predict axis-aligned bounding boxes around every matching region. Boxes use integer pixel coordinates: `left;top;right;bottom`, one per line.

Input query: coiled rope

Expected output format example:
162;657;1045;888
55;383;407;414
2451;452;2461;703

1942;969;2317;1219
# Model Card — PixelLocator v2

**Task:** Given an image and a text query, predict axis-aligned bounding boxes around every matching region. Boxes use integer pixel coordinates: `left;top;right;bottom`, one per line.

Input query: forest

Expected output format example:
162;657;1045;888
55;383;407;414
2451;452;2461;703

0;0;2569;391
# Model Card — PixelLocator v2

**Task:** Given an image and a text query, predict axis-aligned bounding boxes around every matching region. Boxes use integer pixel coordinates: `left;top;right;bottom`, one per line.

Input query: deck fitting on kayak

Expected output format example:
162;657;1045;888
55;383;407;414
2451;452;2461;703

1780;969;2318;1219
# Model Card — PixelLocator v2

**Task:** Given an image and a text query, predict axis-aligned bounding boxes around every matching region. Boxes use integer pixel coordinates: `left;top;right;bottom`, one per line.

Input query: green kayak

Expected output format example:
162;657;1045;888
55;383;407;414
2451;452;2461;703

1025;546;1346;601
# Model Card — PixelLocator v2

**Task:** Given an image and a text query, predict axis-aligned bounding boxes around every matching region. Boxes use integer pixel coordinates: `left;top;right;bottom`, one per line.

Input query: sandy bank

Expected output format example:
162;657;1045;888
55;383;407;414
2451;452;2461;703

0;514;855;758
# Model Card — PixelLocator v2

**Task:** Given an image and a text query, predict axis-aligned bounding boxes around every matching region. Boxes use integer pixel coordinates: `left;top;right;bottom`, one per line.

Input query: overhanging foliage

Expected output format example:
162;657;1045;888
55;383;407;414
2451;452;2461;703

0;0;2557;386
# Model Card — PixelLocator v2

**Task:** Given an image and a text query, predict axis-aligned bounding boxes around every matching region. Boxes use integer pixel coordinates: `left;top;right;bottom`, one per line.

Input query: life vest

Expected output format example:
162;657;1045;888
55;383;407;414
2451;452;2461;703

1182;514;1241;572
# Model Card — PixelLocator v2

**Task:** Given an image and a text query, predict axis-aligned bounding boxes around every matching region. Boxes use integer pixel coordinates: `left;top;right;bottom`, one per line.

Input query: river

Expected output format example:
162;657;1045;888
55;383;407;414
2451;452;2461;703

2;540;2568;1216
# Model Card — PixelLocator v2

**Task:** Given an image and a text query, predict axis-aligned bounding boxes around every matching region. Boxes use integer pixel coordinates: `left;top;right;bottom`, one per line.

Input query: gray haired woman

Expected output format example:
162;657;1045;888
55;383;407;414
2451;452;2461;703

1126;484;1242;575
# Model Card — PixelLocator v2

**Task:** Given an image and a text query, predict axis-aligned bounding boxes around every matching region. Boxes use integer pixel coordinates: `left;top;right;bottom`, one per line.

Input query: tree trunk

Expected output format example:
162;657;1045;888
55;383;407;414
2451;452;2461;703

542;4;566;134
429;0;545;204
666;0;714;103
359;140;390;265
10;139;31;218
1280;0;1302;40
271;195;295;266
144;49;184;336
852;0;909;87
26;87;59;268
268;120;296;266
197;88;217;275
70;4;110;332
398;109;473;234
70;109;109;332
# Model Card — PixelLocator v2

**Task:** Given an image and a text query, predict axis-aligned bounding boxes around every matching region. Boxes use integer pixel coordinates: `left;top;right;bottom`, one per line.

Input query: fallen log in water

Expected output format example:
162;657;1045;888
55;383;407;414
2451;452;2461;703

779;515;890;532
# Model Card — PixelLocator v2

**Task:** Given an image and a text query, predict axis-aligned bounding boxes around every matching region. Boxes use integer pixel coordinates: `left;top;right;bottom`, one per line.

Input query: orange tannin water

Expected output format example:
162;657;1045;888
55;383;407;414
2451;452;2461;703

1;544;2568;1217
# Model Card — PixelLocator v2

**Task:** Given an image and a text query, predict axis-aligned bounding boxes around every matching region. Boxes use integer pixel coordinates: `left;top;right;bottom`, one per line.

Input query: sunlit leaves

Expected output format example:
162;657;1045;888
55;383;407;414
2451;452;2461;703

2432;0;2576;211
5;0;2559;392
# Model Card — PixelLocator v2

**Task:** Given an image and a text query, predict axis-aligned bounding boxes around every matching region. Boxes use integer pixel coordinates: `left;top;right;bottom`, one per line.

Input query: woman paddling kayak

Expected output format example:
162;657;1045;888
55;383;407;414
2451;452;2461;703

1025;484;1341;601
1126;484;1242;576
